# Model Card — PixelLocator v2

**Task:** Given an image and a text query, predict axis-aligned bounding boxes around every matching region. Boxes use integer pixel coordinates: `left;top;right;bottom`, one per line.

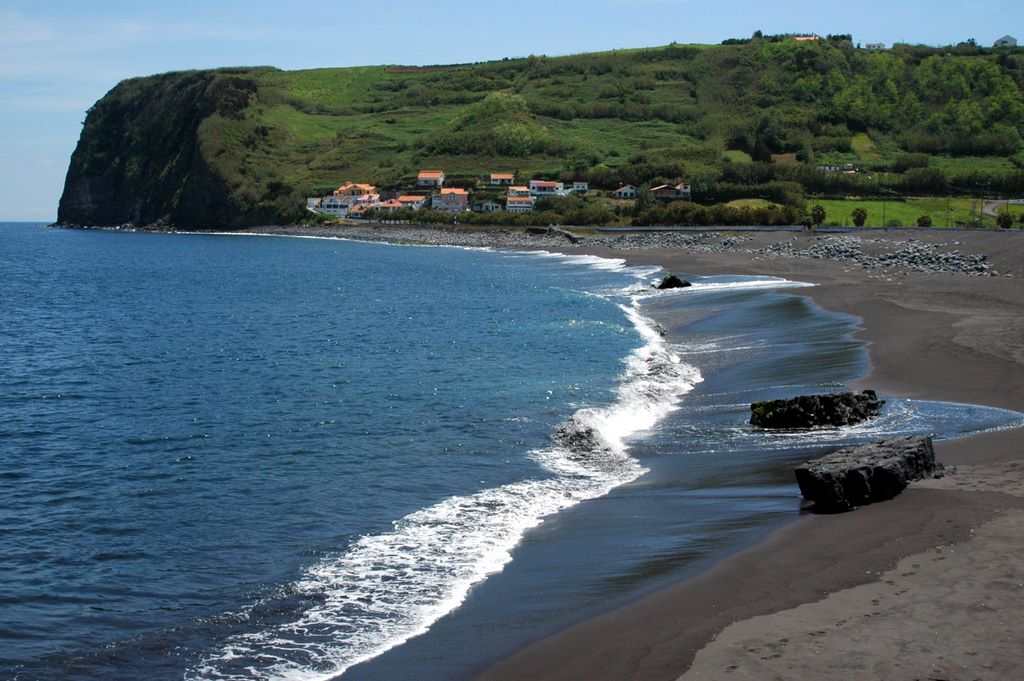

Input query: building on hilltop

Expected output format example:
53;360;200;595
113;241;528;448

995;35;1018;47
864;42;886;50
432;188;469;212
490;173;515;186
417;170;445;188
793;35;820;42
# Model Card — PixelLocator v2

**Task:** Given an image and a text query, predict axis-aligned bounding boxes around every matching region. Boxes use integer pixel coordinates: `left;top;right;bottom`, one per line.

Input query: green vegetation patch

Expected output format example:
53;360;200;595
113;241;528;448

811;197;1000;228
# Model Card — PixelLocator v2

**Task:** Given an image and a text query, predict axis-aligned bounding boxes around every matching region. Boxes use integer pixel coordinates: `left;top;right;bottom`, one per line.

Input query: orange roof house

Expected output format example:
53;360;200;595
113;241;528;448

417;170;446;187
490;172;515;185
377;199;405;212
334;183;378;197
431;187;469;212
398;195;426;209
506;196;535;213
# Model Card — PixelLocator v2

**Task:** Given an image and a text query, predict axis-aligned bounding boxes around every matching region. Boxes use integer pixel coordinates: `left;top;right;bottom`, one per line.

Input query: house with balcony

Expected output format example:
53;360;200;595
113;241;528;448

432;188;469;213
319;196;349;217
508;186;531;198
506;196;535;213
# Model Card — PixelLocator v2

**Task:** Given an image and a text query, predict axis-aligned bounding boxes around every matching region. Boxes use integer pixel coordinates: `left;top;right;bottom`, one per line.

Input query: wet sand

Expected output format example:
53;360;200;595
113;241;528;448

472;229;1024;681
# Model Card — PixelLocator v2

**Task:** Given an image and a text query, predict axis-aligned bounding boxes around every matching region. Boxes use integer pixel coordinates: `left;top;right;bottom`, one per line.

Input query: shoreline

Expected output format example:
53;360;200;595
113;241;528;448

471;229;1024;680
54;222;1024;678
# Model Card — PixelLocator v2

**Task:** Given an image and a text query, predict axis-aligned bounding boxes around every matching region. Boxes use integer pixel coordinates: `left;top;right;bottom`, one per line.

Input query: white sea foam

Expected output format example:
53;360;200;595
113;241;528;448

190;252;702;681
647;276;815;297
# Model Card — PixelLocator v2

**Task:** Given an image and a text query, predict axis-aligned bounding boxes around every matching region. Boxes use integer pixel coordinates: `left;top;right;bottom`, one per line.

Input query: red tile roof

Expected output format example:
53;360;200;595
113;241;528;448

418;170;444;178
335;182;377;193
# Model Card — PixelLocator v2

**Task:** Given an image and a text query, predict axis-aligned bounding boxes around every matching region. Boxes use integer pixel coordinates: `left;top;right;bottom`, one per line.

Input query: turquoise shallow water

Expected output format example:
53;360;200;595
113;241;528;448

1;223;1019;680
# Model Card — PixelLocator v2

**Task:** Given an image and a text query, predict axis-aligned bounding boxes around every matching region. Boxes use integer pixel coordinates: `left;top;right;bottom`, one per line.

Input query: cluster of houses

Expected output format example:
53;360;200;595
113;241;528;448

306;170;692;218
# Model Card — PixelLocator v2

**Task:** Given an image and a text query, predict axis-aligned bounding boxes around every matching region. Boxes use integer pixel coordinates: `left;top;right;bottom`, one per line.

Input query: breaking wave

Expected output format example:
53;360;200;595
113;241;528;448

190;256;701;681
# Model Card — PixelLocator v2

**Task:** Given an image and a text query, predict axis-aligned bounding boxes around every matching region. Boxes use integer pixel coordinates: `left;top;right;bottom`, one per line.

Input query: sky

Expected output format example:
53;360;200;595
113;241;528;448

1;0;1021;221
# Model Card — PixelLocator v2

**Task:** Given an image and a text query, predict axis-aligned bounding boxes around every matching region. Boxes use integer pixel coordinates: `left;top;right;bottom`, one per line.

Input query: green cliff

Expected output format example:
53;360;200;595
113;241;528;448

58;37;1024;228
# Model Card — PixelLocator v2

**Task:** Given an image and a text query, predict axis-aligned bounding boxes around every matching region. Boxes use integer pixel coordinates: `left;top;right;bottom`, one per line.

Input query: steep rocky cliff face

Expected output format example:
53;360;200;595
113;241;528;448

57;69;289;229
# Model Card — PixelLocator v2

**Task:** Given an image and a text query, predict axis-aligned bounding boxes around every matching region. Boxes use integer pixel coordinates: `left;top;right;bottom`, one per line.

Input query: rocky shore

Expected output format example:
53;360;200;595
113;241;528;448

233;223;1011;279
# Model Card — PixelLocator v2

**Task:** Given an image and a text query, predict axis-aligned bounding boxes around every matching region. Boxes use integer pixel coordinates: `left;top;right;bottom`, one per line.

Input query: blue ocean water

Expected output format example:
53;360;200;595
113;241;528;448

1;223;1020;681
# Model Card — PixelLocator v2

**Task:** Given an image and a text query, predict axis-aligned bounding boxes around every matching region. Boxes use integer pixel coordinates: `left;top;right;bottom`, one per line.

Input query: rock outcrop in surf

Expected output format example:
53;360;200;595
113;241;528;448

750;390;884;429
794;435;946;513
656;275;691;290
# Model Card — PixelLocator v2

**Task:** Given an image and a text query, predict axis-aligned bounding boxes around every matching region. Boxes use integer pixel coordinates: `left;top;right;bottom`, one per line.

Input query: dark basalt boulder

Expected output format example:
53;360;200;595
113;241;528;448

656;274;691;289
794;435;945;513
750;390;884;429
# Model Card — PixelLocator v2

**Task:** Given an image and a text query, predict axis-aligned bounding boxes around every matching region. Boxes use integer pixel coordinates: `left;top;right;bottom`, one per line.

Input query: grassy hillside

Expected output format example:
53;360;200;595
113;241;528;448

60;37;1024;228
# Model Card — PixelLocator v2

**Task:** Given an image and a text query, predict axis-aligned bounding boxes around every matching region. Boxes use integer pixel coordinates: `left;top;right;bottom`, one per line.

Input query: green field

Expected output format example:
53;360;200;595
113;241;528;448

808;198;1004;228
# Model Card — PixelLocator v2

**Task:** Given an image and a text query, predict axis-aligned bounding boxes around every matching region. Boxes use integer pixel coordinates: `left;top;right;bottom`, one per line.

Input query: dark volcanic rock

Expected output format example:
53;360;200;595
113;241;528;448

656;274;691;289
750;390;884;429
794;435;945;513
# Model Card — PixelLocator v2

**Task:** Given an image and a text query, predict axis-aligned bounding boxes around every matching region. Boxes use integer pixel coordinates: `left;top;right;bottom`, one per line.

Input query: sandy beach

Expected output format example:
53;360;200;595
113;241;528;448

468;228;1024;681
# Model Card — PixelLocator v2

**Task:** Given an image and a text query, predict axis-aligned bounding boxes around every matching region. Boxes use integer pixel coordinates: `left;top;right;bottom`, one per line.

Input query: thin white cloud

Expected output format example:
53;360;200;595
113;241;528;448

0;8;55;46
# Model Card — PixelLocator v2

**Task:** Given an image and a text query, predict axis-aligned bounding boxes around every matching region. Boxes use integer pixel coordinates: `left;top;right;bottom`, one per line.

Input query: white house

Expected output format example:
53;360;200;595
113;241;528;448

377;199;405;213
506;196;535;213
417;170;446;188
473;200;503;213
508;186;532;198
529;180;564;196
320;196;349;217
397;195;426;211
613;185;637;199
572;181;589;192
651;183;692;200
490;173;515;186
306;197;322;210
432;188;469;213
352;193;381;206
995;35;1018;48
